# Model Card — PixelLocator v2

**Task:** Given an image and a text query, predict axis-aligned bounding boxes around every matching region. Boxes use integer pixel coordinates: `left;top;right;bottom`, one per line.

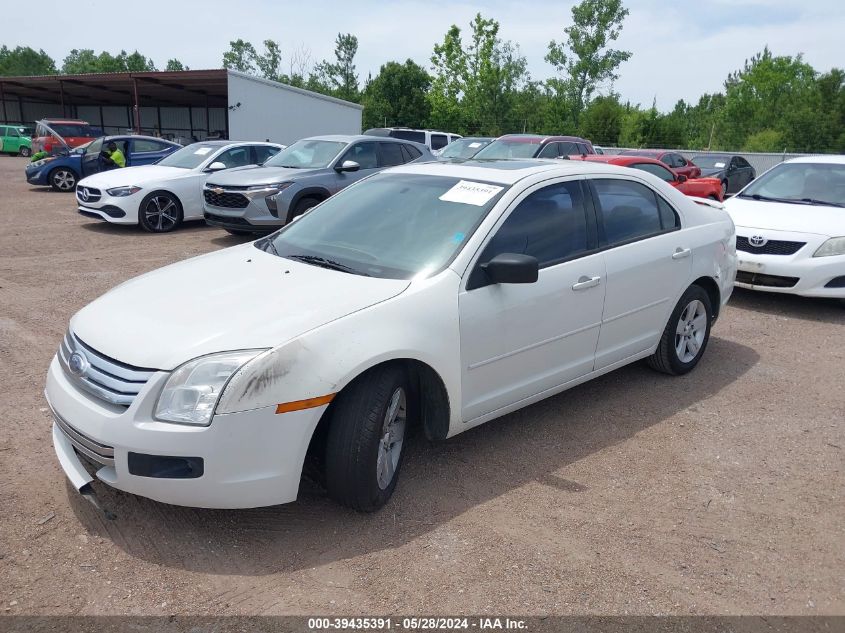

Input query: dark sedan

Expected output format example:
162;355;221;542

690;154;756;197
25;135;181;191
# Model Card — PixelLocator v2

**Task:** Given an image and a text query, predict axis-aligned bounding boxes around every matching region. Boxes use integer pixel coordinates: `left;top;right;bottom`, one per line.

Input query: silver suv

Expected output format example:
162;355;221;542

203;135;433;234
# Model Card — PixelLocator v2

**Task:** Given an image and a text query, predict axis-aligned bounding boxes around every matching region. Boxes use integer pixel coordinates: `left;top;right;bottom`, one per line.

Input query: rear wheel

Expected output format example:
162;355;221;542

720;180;728;198
49;167;77;192
19;146;31;158
139;192;182;233
647;285;713;375
325;365;410;512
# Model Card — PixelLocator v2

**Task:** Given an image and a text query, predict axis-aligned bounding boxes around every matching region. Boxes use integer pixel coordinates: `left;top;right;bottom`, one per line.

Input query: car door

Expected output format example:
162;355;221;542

588;177;691;370
4;127;21;153
129;138;171;166
727;157;745;193
80;138;104;177
333;141;381;191
458;178;606;422
736;157;755;188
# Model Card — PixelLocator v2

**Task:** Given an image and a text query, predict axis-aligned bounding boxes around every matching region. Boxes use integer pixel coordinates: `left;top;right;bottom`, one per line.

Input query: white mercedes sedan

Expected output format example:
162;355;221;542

724;156;845;298
46;159;736;512
75;141;284;232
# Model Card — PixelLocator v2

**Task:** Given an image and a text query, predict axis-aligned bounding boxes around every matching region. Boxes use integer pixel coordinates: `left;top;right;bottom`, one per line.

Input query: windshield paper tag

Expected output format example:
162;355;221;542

468;142;481;148
194;147;212;155
714;162;725;168
440;180;504;206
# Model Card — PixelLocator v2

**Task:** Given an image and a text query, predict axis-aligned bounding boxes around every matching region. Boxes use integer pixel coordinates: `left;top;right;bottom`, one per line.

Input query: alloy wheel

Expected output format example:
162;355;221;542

53;170;75;191
376;387;407;490
144;196;179;231
675;299;707;363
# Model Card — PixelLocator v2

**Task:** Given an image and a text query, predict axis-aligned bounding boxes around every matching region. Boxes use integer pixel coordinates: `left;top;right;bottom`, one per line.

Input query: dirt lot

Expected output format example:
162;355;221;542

0;155;842;616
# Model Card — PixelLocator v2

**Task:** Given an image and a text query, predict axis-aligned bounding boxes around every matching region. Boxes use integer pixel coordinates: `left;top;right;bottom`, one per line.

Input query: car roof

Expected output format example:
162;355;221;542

620;149;666;156
387;158;634;185
102;134;177;143
579;154;663;166
306;134;419;144
38;118;89;124
784;155;845;165
496;134;588;143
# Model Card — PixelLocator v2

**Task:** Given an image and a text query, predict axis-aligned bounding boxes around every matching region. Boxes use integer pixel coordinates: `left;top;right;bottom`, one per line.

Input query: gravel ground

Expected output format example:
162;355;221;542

0;155;842;616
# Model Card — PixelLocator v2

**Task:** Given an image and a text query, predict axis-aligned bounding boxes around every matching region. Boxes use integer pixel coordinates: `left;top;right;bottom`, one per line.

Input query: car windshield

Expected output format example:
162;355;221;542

474;139;542;160
157;144;220;169
258;172;509;279
440;139;491;159
692;156;730;169
263;139;346;169
737;162;845;207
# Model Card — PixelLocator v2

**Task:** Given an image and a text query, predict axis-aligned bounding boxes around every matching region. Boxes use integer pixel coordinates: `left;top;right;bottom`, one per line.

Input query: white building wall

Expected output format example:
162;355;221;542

226;71;362;145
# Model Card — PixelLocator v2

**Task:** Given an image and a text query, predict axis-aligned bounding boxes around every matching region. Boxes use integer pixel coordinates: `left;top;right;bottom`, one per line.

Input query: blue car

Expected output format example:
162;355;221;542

25;135;181;192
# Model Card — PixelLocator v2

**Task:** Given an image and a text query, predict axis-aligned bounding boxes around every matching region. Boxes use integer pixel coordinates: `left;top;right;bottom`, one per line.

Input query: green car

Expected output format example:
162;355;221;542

0;125;32;157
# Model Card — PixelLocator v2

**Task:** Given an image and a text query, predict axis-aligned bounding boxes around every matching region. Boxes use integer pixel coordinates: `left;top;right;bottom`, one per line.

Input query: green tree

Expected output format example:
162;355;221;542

254;40;283;81
165;59;189;71
743;129;784;152
61;49;155;73
222;39;258;74
361;60;431;129
546;0;631;126
313;33;360;102
0;46;57;76
579;94;624;145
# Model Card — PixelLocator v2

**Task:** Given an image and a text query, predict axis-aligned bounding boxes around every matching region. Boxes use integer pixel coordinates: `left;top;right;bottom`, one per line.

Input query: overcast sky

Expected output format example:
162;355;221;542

12;0;845;111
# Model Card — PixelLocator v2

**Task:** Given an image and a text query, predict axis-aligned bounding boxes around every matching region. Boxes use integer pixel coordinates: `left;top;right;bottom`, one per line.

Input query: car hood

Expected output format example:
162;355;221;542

78;165;192;188
206;165;325;186
70;243;410;370
699;167;726;177
724;195;845;236
26;155;80;171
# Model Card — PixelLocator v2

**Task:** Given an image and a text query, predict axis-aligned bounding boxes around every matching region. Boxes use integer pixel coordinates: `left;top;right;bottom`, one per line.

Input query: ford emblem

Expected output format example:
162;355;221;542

68;351;90;377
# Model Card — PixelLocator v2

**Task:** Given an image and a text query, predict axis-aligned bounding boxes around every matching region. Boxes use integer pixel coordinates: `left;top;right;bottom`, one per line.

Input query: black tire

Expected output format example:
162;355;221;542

290;197;320;221
224;228;251;236
48;167;78;192
647;285;713;376
720;180;728;198
139;191;183;233
325;365;411;512
19;146;32;158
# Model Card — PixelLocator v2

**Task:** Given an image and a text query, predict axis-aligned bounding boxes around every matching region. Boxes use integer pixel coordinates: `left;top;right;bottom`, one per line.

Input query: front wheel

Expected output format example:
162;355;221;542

325;365;410;512
720;180;728;198
139;192;182;233
49;167;77;192
647;285;713;375
19;146;32;158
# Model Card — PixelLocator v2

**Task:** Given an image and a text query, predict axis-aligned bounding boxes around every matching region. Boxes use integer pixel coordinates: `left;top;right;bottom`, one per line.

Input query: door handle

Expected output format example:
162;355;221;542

672;248;691;260
571;275;601;291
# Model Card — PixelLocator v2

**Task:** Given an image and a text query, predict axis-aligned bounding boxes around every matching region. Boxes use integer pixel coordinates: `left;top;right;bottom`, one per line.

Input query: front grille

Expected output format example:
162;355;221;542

58;331;157;407
52;406;115;467
204;211;252;226
736;271;799;288
203;189;249;208
76;185;101;203
736;236;805;255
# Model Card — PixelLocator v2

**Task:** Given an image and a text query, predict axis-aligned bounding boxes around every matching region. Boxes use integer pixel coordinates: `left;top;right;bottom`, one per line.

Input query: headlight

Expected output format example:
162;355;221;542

813;237;845;257
154;350;266;426
106;186;142;197
32;158;55;168
247;182;292;192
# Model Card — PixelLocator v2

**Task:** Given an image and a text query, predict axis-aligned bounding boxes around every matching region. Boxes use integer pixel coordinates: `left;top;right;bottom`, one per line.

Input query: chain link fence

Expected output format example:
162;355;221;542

604;148;829;175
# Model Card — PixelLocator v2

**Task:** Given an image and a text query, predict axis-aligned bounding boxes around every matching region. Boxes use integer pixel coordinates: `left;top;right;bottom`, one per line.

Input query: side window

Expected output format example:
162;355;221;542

341;142;379;169
674;154;688;167
730;157;741;169
477;180;589;272
559;142;578;157
133;139;167;153
739;157;752;168
9;127;20;137
253;145;280;164
215;146;252;168
630;162;675;182
592;179;665;245
657;196;680;230
576;143;589;155
400;144;422;162
430;134;448;150
379;142;405;167
0;126;7;136
537;143;559;159
392;130;426;144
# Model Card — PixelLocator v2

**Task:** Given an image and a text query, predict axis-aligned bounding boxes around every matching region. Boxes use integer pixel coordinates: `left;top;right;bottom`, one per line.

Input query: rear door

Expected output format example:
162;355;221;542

588;177;691;370
129;138;172;166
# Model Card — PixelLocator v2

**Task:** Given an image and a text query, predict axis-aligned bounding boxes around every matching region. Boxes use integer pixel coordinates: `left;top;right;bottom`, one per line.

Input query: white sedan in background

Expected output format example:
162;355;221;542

75;141;284;232
724;156;845;298
46;159;735;512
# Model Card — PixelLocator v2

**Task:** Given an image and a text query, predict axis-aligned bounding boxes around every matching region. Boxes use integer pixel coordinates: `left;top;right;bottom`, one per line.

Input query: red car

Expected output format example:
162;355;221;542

577;154;724;201
32;119;104;155
619;149;701;179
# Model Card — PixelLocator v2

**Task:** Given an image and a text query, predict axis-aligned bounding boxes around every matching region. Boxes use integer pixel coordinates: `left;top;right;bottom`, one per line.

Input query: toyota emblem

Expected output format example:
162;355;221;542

67;351;90;377
748;235;768;247
79;187;89;201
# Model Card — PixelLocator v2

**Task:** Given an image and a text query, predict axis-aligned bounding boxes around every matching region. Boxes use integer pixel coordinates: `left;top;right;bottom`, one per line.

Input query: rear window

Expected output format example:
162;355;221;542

401;144;422;161
391;130;426;144
431;134;448;150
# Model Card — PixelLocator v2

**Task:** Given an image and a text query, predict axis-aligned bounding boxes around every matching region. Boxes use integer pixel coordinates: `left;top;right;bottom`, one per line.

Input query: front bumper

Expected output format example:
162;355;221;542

203;186;288;232
46;355;325;508
734;226;845;298
25;168;49;185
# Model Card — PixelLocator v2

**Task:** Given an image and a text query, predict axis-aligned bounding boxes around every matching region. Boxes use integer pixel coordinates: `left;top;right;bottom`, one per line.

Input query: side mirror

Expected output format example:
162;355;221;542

481;253;539;285
677;174;688;183
335;160;360;173
206;161;227;172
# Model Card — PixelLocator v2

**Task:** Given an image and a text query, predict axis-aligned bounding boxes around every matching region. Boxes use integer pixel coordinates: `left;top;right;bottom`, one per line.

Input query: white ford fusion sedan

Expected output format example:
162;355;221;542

724;156;845;298
46;159;736;512
75;141;284;233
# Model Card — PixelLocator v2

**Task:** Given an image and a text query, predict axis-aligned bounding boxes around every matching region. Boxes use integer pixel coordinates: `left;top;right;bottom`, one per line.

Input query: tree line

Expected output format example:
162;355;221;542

1;0;843;153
